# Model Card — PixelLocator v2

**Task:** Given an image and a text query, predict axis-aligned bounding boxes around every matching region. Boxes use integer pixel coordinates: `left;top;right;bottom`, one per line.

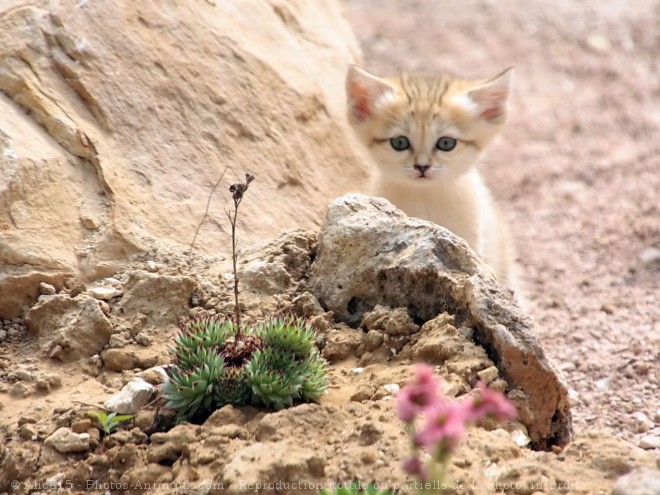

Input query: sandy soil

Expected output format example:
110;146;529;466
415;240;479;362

344;0;660;444
0;2;658;493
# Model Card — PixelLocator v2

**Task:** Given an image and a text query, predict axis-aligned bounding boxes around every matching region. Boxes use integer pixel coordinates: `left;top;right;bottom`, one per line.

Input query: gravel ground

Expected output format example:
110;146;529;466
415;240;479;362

344;0;660;446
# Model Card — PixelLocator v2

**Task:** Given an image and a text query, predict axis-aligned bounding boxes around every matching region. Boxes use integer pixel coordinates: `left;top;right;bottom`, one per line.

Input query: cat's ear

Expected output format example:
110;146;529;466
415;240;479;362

346;65;395;122
464;68;513;123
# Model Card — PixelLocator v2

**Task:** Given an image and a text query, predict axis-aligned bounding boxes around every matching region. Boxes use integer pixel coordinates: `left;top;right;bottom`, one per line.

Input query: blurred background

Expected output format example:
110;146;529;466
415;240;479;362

344;0;660;441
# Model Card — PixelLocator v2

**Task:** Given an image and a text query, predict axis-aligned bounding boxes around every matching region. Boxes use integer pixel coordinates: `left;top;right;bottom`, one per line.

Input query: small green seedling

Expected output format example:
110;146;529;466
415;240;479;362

87;410;133;435
319;483;395;495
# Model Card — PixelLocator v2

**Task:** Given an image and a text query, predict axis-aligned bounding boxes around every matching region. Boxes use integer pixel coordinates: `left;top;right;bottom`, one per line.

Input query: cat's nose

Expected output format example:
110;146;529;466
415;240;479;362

414;164;431;173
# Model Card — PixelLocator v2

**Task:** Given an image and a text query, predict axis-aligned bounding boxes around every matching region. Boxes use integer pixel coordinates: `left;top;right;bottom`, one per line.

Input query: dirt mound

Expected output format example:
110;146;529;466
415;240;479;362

1;230;657;494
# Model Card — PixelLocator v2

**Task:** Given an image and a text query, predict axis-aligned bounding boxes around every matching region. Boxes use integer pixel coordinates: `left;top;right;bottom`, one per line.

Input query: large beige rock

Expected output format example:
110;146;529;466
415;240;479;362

25;293;113;361
309;194;573;449
0;0;366;317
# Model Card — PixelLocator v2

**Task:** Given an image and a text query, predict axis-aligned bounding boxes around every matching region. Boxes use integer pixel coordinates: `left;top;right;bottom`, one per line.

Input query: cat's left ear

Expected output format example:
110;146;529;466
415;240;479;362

466;68;513;123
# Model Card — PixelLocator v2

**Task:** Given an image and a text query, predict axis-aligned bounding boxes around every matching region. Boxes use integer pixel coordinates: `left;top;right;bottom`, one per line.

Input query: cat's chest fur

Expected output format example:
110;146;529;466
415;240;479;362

372;170;491;259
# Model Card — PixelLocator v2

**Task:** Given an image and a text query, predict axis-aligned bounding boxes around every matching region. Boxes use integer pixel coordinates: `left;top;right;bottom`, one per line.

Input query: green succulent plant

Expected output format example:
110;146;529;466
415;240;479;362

162;346;225;420
245;347;304;410
298;349;329;402
163;315;329;421
217;365;252;405
256;315;317;357
171;316;235;367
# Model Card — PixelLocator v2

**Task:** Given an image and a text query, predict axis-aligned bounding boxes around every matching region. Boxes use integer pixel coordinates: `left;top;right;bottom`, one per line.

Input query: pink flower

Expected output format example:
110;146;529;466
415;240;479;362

468;382;517;423
402;456;428;481
396;364;442;423
414;401;469;458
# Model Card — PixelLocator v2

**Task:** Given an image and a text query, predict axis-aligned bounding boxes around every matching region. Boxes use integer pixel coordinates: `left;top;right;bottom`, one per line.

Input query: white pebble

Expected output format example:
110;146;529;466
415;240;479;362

640;247;660;265
88;287;122;300
595;377;611;390
633;412;654;433
383;383;400;394
509;428;531;447
638;435;660;450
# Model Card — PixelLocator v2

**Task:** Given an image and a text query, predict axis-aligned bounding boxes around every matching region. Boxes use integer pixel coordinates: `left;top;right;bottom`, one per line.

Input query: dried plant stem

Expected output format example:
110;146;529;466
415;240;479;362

227;173;254;339
228;199;242;336
187;164;230;264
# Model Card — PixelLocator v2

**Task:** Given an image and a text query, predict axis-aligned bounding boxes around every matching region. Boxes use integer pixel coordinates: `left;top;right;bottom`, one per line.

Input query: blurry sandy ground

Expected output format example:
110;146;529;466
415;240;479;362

344;0;660;443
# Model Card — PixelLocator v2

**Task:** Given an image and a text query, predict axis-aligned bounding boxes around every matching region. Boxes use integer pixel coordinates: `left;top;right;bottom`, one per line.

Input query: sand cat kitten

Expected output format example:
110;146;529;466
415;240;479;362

346;65;520;292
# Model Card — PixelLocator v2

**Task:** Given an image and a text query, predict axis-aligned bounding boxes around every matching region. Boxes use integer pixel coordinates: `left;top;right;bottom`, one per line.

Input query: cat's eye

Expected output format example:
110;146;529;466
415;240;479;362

390;136;411;151
436;137;457;151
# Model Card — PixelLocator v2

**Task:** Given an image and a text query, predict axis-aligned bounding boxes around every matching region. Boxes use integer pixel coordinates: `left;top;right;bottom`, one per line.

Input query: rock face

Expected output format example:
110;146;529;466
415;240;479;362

309;194;572;449
0;272;68;319
239;230;317;295
116;271;197;328
0;0;366;317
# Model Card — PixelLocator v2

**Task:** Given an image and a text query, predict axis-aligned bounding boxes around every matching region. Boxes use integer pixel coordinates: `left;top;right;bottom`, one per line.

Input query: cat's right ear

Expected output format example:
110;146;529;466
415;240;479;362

346;66;394;123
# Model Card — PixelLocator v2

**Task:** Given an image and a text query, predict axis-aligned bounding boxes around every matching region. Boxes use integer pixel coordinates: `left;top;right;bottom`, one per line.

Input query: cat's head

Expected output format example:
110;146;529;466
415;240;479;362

346;66;512;183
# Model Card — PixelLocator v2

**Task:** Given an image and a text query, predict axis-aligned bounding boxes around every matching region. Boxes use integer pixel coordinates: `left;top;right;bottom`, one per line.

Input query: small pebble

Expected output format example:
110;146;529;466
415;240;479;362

633;361;651;375
559;361;576;372
639;435;660;450
600;304;615;315
477;365;499;384
135;333;151;346
145;261;160;272
49;345;66;361
585;33;611;54
383;383;400;394
39;282;56;295
80;214;100;230
18;416;37;426
71;419;92;433
19;424;38;440
624;366;635;379
108;334;130;348
510;428;531;447
633;412;654;433
204;297;220;310
88;287;122;300
595;377;611;390
640;247;660;264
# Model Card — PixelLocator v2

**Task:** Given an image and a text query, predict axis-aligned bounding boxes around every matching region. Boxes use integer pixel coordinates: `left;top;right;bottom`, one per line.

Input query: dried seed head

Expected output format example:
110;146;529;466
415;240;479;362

229;182;246;200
